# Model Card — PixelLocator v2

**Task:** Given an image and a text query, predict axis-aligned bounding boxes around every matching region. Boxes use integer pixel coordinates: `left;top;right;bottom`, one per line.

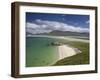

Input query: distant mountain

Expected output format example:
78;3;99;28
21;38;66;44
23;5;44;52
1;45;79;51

34;30;89;37
48;30;89;37
26;30;89;38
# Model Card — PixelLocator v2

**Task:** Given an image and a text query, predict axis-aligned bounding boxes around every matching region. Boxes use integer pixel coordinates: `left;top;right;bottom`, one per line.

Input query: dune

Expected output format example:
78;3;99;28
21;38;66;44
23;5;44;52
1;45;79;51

58;45;80;60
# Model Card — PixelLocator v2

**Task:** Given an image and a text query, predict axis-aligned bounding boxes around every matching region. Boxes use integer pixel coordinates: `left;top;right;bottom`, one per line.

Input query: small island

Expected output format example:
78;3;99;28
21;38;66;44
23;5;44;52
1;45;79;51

51;42;63;46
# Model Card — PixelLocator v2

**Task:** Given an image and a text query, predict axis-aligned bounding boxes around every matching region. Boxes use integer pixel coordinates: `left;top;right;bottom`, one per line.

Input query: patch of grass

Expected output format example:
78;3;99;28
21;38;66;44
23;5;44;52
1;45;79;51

53;41;89;66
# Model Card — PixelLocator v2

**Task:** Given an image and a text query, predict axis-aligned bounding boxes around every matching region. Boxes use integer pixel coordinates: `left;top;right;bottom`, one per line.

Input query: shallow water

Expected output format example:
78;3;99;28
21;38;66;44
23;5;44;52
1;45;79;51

26;37;59;67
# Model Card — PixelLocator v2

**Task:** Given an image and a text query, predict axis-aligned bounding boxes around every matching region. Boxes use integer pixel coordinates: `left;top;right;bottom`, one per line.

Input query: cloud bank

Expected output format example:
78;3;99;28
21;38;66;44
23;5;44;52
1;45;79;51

26;19;89;34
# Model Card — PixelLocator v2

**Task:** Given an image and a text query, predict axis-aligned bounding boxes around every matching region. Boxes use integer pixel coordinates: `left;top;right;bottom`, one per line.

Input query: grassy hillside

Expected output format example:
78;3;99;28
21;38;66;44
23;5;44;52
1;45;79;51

53;41;89;66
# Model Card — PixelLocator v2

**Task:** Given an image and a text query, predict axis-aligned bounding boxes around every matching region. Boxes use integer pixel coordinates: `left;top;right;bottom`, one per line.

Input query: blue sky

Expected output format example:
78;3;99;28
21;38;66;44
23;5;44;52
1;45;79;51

26;12;89;34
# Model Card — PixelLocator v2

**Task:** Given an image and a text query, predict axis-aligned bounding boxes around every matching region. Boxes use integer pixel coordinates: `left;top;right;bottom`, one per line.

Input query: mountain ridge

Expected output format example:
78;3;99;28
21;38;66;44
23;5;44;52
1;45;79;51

26;30;89;38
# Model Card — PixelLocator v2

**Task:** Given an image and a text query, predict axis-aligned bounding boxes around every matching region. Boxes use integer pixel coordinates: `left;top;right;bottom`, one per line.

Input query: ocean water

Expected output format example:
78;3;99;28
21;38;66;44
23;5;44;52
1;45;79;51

26;37;59;67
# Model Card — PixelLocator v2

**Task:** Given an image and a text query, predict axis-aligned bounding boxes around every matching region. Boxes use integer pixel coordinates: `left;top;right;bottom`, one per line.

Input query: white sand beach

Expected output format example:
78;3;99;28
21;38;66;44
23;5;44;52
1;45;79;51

58;45;80;60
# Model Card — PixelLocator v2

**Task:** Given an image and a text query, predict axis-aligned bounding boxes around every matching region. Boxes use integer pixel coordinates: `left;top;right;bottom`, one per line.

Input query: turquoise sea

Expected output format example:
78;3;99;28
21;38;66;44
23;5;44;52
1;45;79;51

26;37;59;67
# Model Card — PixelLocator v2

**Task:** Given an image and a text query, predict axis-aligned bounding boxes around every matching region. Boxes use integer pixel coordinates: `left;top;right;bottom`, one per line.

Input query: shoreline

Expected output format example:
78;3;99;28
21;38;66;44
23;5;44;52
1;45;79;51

27;35;89;43
57;45;81;60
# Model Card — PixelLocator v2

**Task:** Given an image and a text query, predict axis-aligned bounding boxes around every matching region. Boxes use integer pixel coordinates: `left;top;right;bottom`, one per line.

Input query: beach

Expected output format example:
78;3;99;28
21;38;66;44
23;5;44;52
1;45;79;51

26;37;85;67
58;45;78;60
28;35;89;43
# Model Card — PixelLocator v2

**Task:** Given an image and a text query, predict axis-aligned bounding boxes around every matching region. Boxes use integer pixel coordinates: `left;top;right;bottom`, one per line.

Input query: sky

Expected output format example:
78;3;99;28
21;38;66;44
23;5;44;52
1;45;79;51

26;12;90;34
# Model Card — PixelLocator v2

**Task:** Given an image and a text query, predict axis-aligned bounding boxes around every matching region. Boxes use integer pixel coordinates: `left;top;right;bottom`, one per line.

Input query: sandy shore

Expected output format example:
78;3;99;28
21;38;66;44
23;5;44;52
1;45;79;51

29;35;89;43
58;45;79;60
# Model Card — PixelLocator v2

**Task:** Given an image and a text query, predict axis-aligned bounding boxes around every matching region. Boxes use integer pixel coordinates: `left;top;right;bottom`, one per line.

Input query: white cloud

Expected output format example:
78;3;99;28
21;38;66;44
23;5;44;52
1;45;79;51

86;20;89;24
26;19;89;34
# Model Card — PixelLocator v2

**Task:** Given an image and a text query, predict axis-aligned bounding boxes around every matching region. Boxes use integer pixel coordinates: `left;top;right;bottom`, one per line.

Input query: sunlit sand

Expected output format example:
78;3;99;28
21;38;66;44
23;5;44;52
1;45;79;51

58;45;80;60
